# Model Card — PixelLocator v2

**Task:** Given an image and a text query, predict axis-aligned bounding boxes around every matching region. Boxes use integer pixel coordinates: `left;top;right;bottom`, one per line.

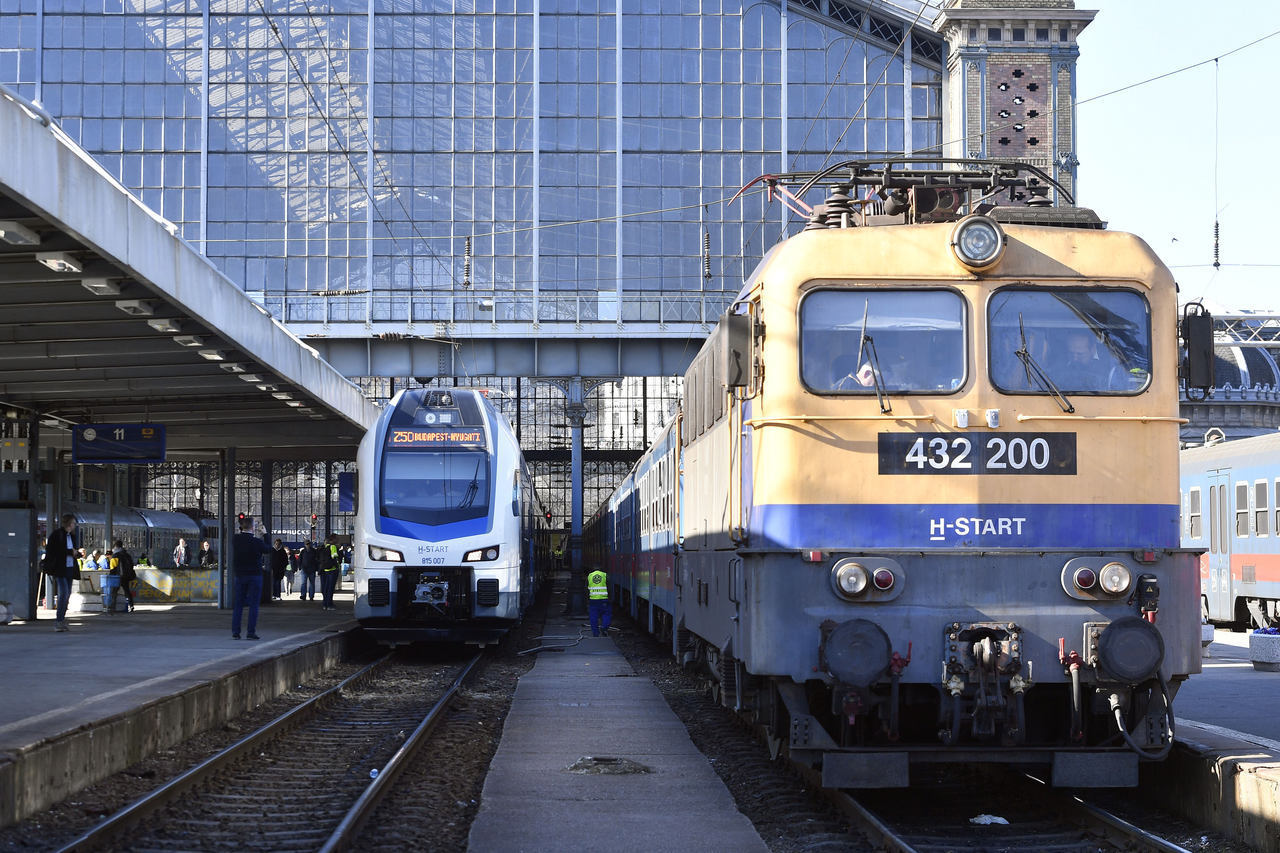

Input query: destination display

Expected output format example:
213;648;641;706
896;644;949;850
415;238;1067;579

72;423;166;464
878;432;1076;475
388;427;485;448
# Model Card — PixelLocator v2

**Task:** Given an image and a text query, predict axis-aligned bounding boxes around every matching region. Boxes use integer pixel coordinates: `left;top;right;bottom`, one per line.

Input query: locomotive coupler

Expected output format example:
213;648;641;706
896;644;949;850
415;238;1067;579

940;623;1023;745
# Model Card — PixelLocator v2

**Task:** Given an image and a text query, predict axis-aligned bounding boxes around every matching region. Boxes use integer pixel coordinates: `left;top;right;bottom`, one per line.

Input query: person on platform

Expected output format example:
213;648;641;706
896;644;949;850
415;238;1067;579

587;566;611;637
42;513;79;632
319;535;341;611
110;539;137;613
269;538;289;600
172;537;189;568
298;540;318;601
231;516;272;640
197;539;216;568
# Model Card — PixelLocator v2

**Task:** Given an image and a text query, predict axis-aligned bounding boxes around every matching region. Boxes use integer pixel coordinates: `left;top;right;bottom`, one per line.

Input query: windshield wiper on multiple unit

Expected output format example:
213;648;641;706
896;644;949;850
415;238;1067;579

1014;315;1074;413
856;301;892;414
459;458;482;508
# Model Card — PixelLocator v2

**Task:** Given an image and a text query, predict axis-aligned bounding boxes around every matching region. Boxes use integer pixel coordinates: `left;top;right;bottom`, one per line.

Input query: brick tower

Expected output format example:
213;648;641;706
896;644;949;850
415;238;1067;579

932;1;1097;203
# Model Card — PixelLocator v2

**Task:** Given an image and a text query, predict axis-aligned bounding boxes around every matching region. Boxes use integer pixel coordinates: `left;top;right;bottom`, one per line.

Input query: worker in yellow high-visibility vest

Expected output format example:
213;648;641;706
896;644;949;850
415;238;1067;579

587;566;611;637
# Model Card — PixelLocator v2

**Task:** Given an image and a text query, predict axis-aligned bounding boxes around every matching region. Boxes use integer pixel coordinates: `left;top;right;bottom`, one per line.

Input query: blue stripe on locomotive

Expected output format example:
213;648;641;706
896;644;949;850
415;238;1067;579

751;503;1179;550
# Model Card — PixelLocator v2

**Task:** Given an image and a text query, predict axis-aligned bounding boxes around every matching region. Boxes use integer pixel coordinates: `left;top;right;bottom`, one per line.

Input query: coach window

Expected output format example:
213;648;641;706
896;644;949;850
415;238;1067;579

1256;481;1270;536
1188;487;1202;539
799;289;965;394
988;288;1151;394
1237;482;1250;537
1275;480;1280;534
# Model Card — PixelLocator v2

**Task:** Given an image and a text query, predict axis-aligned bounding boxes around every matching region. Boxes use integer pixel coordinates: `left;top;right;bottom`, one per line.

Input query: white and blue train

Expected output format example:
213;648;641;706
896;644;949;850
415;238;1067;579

353;388;551;645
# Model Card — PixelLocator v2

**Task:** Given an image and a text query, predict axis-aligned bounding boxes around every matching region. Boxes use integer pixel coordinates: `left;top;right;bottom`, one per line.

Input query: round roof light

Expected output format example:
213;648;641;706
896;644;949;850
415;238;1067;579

950;215;1006;271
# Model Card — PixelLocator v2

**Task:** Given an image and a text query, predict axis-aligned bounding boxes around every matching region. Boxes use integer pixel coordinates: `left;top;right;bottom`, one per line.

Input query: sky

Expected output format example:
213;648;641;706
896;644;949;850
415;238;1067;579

1074;1;1280;311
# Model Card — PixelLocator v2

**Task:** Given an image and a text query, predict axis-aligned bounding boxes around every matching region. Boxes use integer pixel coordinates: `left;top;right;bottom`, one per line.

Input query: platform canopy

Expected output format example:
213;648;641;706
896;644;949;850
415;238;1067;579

0;87;378;459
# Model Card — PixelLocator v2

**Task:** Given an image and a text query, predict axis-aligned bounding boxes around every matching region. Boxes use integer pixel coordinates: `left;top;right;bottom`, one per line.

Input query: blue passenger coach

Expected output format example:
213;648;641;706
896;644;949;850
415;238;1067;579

353;388;548;645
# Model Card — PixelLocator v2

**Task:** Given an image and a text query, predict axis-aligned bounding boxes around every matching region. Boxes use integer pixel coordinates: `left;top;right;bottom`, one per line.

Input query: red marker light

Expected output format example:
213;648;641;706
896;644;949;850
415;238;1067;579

802;550;824;563
872;568;895;590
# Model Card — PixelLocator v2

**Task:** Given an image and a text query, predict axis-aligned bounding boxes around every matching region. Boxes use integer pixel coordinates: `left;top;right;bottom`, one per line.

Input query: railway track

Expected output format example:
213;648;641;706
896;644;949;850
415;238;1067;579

56;650;483;853
812;767;1191;853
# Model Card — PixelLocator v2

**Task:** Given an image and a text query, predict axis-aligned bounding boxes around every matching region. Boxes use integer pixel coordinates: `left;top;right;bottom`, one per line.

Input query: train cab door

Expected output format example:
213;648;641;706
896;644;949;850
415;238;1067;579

1207;470;1232;621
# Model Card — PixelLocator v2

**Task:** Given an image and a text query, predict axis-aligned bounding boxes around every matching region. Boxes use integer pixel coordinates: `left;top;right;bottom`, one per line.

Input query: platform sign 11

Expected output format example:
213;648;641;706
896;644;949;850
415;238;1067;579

72;423;166;464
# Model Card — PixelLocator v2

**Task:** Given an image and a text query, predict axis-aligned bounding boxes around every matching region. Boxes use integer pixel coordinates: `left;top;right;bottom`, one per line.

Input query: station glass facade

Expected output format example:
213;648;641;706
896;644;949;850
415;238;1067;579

0;0;944;329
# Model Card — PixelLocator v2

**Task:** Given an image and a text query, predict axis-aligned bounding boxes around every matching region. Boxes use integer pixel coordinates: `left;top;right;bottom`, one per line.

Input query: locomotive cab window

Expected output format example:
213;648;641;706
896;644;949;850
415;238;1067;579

800;289;965;394
988;288;1151;395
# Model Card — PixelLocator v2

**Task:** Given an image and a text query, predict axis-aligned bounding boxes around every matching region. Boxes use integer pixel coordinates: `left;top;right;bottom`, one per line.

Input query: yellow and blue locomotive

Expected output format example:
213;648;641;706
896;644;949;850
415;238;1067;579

589;160;1213;787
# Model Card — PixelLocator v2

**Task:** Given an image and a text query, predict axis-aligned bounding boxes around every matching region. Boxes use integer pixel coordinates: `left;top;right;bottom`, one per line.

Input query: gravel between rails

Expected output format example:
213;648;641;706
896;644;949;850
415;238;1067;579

606;613;1253;853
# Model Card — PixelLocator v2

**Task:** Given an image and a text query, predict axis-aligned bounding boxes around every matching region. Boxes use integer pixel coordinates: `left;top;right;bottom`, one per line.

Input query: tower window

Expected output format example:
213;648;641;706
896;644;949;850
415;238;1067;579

998;82;1010;91
1027;109;1039;118
1060;28;1069;41
1012;96;1025;104
1011;69;1024;78
1036;28;1049;42
997;137;1011;146
1012;28;1025;42
1028;137;1040;146
1027;83;1039;92
998;110;1011;118
988;28;1002;41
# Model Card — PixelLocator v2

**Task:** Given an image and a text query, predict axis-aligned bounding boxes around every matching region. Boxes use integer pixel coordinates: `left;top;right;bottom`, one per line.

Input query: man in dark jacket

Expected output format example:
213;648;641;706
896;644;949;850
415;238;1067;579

269;539;289;600
42;513;79;632
298;540;318;601
231;517;272;640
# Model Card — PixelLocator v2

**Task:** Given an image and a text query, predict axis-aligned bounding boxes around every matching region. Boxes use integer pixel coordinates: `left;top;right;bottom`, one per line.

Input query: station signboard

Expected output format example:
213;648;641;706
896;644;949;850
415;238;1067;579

72;423;166;464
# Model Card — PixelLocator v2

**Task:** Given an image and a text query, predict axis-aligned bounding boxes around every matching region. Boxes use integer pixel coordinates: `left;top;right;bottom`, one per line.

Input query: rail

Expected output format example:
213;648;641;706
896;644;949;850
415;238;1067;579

55;652;397;852
318;652;484;852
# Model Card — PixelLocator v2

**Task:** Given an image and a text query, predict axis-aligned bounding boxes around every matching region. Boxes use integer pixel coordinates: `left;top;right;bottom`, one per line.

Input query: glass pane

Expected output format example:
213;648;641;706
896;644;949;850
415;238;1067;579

381;451;491;526
800;289;965;395
988;289;1152;395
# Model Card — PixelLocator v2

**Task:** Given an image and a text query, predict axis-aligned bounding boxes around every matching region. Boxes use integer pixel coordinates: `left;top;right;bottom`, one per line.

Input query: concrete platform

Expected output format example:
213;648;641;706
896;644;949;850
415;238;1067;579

1137;629;1280;852
467;616;768;853
0;590;358;828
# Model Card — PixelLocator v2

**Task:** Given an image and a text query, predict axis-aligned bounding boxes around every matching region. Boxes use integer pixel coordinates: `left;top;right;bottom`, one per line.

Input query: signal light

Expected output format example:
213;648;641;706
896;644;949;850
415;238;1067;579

311;513;317;522
238;512;245;521
872;568;895;591
545;511;552;522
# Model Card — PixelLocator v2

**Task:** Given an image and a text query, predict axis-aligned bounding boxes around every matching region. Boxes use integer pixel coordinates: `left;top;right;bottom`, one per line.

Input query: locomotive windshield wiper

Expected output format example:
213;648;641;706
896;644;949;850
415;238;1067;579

856;301;892;414
1015;316;1074;413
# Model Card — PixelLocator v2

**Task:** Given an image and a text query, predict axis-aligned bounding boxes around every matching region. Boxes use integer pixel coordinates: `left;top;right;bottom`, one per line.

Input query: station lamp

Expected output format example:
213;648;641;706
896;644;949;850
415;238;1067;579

0;220;40;246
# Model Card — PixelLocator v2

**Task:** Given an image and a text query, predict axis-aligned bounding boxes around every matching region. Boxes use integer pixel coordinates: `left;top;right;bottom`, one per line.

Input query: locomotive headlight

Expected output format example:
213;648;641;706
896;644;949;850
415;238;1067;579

831;559;869;600
1099;562;1133;595
950;215;1006;271
368;545;404;562
464;545;501;562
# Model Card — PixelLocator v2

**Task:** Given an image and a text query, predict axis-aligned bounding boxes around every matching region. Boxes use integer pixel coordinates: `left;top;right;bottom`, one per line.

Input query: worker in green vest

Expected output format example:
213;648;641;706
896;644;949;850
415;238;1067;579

587;566;611;637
